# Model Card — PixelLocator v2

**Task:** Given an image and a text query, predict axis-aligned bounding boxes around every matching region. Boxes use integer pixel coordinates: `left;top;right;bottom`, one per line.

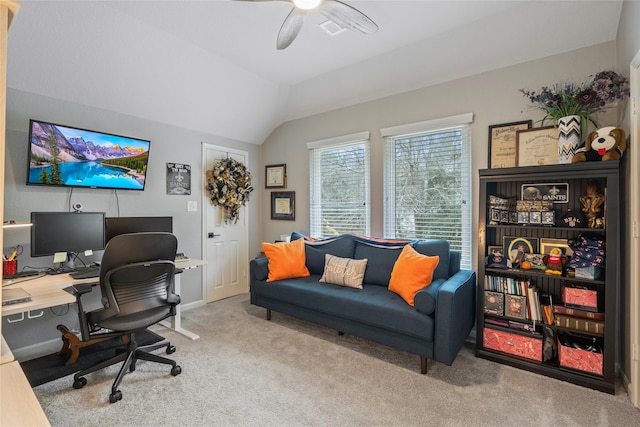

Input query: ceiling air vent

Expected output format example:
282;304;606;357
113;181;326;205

320;20;346;36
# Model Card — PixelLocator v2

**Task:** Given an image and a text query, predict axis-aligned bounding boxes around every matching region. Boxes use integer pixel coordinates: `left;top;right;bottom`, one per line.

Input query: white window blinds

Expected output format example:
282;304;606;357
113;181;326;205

308;132;370;238
382;114;473;269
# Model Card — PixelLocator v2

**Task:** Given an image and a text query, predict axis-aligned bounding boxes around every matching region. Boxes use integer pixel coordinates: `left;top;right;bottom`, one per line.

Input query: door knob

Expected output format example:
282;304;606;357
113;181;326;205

208;233;221;238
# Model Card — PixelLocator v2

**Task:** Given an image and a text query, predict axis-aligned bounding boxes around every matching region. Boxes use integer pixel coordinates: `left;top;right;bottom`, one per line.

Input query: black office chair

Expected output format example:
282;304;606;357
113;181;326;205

69;232;182;403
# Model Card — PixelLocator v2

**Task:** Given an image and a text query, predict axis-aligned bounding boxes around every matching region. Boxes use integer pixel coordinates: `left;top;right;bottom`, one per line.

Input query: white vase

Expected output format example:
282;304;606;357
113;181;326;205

558;115;581;163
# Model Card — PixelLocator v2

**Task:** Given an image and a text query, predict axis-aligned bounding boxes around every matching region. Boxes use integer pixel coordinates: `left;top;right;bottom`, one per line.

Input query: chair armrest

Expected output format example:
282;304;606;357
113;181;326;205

433;269;476;365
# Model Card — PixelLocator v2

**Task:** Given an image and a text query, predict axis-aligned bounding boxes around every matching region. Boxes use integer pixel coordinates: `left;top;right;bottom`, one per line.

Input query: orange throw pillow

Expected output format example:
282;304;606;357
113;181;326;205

388;245;439;306
262;238;310;282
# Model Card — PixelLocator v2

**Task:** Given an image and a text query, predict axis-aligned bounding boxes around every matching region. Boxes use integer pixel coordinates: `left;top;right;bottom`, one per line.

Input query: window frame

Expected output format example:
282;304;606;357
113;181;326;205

307;132;371;238
381;113;473;269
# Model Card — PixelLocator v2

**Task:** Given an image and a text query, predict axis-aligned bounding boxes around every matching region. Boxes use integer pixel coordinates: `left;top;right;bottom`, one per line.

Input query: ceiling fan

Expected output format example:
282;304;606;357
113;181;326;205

237;0;378;50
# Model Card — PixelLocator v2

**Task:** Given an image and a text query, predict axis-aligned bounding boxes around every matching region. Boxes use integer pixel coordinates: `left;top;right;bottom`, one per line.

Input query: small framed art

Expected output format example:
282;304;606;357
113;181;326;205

484;291;505;316
503;236;539;265
488;120;532;168
271;191;295;220
540;238;573;257
505;294;528;319
265;164;286;188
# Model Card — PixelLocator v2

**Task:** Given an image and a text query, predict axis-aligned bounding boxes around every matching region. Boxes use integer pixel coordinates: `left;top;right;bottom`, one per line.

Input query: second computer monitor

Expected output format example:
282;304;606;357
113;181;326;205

104;216;173;243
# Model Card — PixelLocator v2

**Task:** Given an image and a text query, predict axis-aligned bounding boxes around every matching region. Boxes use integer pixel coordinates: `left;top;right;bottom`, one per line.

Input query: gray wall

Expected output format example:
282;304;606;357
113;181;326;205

3;88;262;353
260;42;617;247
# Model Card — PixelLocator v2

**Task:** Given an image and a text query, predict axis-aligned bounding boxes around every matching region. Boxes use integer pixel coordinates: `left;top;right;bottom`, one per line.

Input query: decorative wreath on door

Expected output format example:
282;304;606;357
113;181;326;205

206;158;254;224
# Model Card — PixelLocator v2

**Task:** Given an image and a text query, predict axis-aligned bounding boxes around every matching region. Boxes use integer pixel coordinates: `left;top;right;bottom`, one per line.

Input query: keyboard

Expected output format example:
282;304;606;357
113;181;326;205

69;266;101;279
175;253;190;261
3;270;41;280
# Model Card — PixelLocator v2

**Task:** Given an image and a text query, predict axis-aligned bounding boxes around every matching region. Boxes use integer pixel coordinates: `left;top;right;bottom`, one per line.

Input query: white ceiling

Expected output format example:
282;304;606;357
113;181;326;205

7;1;623;144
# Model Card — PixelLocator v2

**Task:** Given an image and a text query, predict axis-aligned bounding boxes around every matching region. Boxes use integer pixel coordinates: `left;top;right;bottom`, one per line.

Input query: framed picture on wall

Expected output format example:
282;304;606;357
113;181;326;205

265;164;286;188
271;191;295;220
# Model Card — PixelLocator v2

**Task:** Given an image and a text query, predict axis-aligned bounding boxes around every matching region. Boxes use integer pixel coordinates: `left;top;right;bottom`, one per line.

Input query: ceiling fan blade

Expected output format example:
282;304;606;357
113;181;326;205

277;7;306;50
319;0;378;34
234;0;291;3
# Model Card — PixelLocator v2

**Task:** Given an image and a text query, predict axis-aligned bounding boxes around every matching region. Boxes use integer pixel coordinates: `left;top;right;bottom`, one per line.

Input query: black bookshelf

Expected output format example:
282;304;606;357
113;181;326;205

476;161;619;394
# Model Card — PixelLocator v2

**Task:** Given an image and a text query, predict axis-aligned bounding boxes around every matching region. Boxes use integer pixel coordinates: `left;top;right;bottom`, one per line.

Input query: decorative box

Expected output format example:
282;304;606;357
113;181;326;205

574;266;604;280
563;286;600;312
558;333;603;375
483;327;542;362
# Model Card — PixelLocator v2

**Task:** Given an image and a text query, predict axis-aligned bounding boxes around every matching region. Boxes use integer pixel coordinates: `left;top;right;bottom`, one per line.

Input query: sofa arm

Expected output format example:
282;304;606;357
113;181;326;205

250;257;269;283
433;269;476;365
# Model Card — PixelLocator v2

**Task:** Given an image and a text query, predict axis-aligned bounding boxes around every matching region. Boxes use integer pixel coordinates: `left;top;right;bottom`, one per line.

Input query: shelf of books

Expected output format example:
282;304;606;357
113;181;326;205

476;162;619;394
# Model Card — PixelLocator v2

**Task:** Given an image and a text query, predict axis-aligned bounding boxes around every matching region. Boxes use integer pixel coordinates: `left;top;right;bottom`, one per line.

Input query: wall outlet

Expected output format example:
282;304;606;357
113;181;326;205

187;201;197;212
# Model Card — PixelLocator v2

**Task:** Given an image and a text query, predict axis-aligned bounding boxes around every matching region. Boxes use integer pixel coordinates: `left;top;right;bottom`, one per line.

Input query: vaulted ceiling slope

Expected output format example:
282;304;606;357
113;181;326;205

7;1;622;145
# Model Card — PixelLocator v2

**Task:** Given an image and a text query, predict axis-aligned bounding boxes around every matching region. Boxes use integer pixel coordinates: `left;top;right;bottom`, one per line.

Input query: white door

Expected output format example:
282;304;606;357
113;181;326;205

202;144;250;303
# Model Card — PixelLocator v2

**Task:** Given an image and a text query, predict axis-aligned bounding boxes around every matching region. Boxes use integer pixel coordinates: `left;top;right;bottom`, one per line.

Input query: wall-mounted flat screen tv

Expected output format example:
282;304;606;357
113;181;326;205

27;119;151;191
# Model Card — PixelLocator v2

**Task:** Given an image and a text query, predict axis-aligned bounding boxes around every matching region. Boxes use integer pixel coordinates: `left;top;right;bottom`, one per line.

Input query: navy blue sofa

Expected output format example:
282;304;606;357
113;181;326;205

249;234;476;373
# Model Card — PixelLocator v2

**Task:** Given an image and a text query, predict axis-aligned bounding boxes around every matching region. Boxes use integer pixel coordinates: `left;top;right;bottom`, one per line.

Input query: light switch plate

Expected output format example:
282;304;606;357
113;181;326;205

187;201;197;212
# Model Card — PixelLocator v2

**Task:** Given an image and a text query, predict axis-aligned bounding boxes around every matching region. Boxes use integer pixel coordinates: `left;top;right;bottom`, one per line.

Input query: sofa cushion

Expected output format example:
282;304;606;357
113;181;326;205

320;254;367;289
304;237;356;275
262;239;310;282
354;243;406;287
388;245;439;306
254;278;434;340
413;279;443;315
291;233;357;275
412;240;450;281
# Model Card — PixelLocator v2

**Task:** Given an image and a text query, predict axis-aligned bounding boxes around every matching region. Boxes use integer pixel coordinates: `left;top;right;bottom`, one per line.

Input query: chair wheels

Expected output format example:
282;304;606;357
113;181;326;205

73;377;87;389
109;390;122;403
171;365;182;376
166;344;176;354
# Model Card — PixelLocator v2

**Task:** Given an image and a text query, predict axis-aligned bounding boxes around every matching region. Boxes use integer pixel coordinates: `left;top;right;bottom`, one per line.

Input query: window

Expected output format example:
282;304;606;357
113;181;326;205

308;132;370;238
382;114;473;268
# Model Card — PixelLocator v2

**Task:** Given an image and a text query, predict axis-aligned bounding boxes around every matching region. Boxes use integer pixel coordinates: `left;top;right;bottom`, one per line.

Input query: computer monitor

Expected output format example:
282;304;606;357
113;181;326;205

30;212;106;257
104;216;173;243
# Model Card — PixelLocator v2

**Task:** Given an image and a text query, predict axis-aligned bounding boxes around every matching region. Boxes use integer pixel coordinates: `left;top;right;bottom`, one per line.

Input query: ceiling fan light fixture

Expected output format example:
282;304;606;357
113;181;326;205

293;0;322;10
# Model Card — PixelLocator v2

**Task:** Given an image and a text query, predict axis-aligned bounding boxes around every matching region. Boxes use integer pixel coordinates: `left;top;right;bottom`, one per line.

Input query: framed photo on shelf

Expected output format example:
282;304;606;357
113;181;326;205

516;126;560;167
484;291;505;316
265;164;286;188
505;294;528;319
540;237;573;256
521;183;569;204
488;120;532;169
271;191;295;220
524;253;547;270
503;236;539;264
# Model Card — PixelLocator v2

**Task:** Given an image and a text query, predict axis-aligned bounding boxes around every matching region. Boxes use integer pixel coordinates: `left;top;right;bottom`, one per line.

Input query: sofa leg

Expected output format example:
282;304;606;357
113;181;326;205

420;356;428;374
266;309;271;321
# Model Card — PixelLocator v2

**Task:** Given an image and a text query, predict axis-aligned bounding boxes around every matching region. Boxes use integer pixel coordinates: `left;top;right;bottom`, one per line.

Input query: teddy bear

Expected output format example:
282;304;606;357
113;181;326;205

543;247;568;275
571;126;626;162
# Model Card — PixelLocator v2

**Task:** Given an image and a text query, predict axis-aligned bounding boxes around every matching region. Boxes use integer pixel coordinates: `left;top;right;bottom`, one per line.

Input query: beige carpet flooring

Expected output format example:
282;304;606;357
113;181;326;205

34;293;640;426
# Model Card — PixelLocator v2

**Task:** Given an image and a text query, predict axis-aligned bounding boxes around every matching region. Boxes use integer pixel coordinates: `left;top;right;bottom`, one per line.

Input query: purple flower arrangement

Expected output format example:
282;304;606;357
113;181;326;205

520;70;630;129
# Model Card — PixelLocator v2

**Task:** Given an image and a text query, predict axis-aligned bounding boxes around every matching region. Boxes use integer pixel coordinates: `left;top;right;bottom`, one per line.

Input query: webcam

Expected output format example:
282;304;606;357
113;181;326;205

72;203;83;212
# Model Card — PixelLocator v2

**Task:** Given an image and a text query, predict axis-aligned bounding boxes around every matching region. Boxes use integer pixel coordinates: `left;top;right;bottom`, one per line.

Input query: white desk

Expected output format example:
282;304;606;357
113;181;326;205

1;273;92;317
160;258;206;340
1;334;51;426
1;258;206;340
